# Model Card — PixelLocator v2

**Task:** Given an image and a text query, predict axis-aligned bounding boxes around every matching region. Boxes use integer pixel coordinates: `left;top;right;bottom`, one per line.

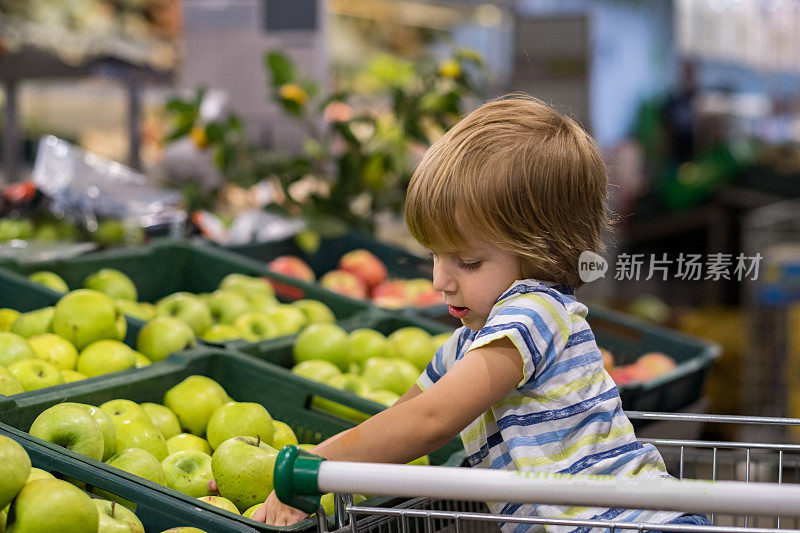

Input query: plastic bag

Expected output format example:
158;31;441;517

32;136;186;233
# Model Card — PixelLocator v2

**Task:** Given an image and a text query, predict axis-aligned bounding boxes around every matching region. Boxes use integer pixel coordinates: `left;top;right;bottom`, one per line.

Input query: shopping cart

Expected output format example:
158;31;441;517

272;411;800;533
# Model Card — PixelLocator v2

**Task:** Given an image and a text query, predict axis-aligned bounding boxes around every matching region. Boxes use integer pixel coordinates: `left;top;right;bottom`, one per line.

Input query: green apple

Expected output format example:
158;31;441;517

0;332;35;367
61;402;117;461
206;401;274;450
292;359;341;383
8;359;65;391
163;376;230;436
136;316;195;362
0;309;20;331
106;447;167;485
242;503;263;519
293;324;350;371
211;436;278;511
83;268;138;301
142;403;181;440
263;305;307;336
0;365;24;395
28;271;68;292
161;451;214;497
28;333;78;370
432;332;451;350
361;357;419;396
232;311;277;341
298;443;315;451
95;448;166;507
364;389;400;407
116;299;157;321
205;290;251;325
408;455;431;466
77;340;136;377
52;289;126;349
166;433;211;455
134;353;151;368
243;293;278;313
312;374;372;423
61;369;87;383
0;435;30;509
198;495;240;514
317;493;367;517
114;419;168;460
7;479;98;532
100;399;153;427
26;467;54;483
156;293;212;336
290;299;335;324
386;327;436;371
348;329;388;369
271;420;298;450
94;499;145;533
219;274;275;299
29;403;105;460
201;324;241;343
9;307;55;338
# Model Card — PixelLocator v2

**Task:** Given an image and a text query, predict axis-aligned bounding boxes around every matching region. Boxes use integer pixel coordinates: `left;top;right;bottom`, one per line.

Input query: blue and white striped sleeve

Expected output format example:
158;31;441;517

465;290;570;386
416;328;463;391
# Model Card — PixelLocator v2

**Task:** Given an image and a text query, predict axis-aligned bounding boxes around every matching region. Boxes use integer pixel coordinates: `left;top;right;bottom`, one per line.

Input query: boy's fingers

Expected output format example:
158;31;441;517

252;503;268;523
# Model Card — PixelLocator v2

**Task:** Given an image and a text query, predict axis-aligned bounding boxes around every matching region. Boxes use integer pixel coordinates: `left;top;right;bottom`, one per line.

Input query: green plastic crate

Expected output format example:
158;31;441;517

0;238;373;349
0;347;464;532
238;309;455;369
0;426;260;533
0;266;152;396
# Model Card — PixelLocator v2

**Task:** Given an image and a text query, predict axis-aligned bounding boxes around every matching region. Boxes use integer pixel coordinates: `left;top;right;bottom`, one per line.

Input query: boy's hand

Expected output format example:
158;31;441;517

252;491;309;525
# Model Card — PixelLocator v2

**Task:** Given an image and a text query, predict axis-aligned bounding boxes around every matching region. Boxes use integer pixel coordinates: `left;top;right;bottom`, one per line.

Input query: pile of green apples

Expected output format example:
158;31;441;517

0;433;205;532
28;267;338;344
291;323;450;423
0;285;156;394
25;374;344;522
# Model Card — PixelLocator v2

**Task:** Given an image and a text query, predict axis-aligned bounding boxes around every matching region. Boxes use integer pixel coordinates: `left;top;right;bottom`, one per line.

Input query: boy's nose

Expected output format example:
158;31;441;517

431;259;457;294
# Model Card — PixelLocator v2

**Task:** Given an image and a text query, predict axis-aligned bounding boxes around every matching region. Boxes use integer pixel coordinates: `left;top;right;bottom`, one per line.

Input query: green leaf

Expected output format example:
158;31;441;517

205;123;224;143
265;51;296;86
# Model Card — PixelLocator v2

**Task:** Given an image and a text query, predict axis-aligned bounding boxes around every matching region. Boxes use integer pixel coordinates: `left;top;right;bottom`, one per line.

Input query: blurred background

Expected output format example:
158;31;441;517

2;0;800;429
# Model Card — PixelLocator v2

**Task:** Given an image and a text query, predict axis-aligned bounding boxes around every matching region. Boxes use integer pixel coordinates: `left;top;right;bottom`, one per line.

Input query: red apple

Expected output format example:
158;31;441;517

267;256;316;283
371;280;410;303
599;348;615;373
413;289;443;307
608;365;637;386
320;270;368;299
338;249;387;290
633;351;677;381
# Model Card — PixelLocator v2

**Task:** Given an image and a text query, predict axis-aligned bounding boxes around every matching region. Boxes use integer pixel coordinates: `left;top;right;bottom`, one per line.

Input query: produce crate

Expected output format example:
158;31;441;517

237;309;455;368
0;347;465;532
0;426;260;533
587;304;720;413
0;238;373;349
0;265;151;396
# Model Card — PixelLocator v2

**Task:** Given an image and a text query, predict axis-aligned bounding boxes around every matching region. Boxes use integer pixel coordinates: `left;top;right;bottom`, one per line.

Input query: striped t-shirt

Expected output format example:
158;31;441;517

417;279;682;533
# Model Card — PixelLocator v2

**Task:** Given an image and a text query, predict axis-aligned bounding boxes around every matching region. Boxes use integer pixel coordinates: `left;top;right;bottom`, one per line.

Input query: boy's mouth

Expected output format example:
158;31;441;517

448;306;470;319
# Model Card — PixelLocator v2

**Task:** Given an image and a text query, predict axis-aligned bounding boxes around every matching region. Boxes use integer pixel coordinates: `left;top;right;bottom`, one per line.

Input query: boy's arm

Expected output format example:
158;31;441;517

255;336;524;524
313;335;523;463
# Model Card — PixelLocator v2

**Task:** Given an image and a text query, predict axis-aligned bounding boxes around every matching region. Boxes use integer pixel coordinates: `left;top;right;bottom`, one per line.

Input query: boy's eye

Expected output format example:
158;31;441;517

458;260;482;271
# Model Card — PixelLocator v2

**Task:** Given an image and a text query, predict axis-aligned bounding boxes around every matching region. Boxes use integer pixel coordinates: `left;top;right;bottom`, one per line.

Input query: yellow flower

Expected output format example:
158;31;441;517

279;83;308;105
190;126;209;149
438;59;461;79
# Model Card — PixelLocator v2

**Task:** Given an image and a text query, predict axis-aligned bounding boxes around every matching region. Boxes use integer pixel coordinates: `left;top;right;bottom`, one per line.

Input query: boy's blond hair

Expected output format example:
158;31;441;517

405;94;611;288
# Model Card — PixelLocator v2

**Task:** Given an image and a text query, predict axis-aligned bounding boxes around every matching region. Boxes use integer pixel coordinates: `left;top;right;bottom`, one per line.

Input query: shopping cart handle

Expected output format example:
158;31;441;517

274;445;326;514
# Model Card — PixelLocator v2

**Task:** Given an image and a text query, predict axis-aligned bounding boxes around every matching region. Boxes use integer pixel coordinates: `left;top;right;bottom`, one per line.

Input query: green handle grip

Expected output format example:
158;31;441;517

274;445;326;514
